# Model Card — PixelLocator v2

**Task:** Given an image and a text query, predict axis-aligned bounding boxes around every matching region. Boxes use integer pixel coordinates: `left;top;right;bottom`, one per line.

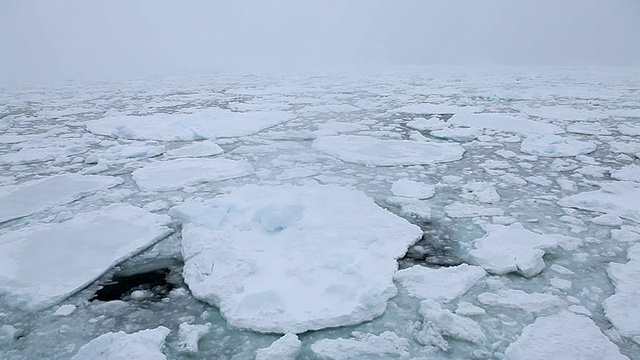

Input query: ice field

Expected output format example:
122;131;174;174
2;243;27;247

0;66;639;359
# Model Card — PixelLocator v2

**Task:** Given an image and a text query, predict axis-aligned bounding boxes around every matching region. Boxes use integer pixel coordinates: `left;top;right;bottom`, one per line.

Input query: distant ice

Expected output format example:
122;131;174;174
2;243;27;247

603;244;640;345
71;326;170;360
86;108;294;141
394;264;486;303
504;312;628;360
132;158;254;192
559;182;640;223
0;204;173;310
310;331;410;360
394;104;480;114
313;135;465;166
255;333;301;360
467;223;579;277
521;134;597;157
169;184;421;333
449;113;564;135
0;174;122;224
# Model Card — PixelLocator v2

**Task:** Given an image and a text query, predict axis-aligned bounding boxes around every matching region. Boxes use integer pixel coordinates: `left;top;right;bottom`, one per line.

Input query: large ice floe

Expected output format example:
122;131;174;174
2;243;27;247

169;183;422;333
131;158;254;192
0;204;173;310
312;135;465;166
0;174;122;223
86;108;294;141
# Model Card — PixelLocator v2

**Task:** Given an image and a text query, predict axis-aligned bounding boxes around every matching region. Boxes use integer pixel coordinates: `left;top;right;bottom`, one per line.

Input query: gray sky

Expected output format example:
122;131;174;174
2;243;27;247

1;0;639;82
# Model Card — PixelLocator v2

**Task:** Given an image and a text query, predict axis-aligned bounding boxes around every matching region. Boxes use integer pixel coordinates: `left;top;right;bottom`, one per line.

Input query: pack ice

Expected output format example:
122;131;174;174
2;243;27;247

0;204;173;310
169;183;422;333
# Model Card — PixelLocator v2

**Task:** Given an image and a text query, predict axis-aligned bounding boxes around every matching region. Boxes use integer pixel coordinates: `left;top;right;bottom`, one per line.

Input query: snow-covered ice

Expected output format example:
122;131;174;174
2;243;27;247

394;264;486;303
71;326;170;360
131;158;254;192
0;174;122;223
416;300;485;351
0;204;173;310
521;134;597;157
477;289;562;314
313;135;465;166
503;312;628;360
170;183;422;333
559;182;640;223
390;179;435;199
310;331;410;360
176;323;211;354
255;333;301;360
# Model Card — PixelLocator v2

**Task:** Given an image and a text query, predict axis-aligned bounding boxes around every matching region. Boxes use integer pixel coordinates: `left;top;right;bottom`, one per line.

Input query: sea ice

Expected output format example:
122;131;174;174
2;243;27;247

0;174;122;224
394;264;486;303
165;141;224;158
416;300;486;351
71;326;170;360
406;117;447;131
313;135;464;166
0;204;173;310
444;202;504;218
169;184;422;333
603;244;640;345
559;182;640;223
390;179;435;199
255;333;301;360
430;127;482;142
467;223;578;277
448;113;564;135
310;331;410;360
503;311;628;360
520;134;597;157
394;104;479;114
131;158;254;192
177;323;211;354
611;164;640;182
385;197;432;222
477;289;562;314
86;108;293;141
567;121;611;135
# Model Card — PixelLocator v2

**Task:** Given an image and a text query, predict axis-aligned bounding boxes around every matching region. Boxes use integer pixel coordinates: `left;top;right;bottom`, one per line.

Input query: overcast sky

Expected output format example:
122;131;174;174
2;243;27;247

1;0;639;82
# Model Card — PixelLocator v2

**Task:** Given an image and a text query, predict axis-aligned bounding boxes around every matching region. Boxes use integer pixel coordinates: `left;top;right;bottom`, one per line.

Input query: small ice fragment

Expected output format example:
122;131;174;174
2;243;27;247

177;322;212;354
53;304;76;316
72;326;170;360
255;333;301;360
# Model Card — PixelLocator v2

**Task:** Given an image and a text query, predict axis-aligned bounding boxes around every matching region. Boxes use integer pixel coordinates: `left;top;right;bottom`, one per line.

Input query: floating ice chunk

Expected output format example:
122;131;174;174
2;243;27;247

567;121;611;135
455;302;486;316
169;184;421;333
385;197;432;222
603;244;640;345
255;333;301;360
619;123;640;136
449;113;564;135
0;146;74;165
313;135;465;166
71;326;170;360
430;127;482;142
315;121;367;136
391;179;435;199
132;158;254;192
177;323;211;354
467;223;578;277
525;175;552;187
395;104;480;114
550;277;572;290
104;144;165;160
611;164;640;182
406;117;447;131
559;182;640;223
518;106;606;121
503;312;628;360
416;300;486;351
86;108;294;141
462;182;501;203
310;331;410;360
166;141;224;158
444;202;504;218
591;213;623;226
521;134;597;157
0;204;173;310
477;289;562;314
0;325;18;346
53;304;76;316
556;178;577;192
394;264;486;303
0;174;122;224
609;141;640;155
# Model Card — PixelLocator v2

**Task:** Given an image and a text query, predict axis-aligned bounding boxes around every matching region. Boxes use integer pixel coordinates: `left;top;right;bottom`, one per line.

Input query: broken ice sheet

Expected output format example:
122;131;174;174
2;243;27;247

0;204;173;310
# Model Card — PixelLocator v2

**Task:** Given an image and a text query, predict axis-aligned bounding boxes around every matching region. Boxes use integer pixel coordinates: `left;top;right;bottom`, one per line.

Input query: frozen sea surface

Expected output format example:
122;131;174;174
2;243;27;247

1;66;639;359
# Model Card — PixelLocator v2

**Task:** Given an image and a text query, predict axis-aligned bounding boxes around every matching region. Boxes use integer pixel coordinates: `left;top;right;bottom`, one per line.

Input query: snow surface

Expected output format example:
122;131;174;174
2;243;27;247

132;158;254;192
313;135;465;166
0;204;173;310
503;312;628;360
169;183;422;333
0;174;122;223
71;326;170;360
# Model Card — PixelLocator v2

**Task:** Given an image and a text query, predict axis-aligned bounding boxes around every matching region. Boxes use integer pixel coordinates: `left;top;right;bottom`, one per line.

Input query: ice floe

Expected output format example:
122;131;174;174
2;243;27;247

132;158;254;192
86;108;293;141
521;134;597;157
71;326;170;360
416;300;485;351
0;174;122;224
165;141;224;158
559;182;640;223
467;223;579;277
177;323;211;354
394;264;486;303
255;333;301;360
0;204;173;310
169;184;422;333
394;104;480;114
477;289;562;314
313;135;465;166
503;311;628;360
603;244;640;345
390;179;435;199
611;164;640;182
449;113;564;135
310;331;410;360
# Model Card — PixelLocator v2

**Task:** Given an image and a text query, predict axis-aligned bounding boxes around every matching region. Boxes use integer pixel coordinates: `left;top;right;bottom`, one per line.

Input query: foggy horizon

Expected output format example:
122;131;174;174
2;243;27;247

1;0;639;83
